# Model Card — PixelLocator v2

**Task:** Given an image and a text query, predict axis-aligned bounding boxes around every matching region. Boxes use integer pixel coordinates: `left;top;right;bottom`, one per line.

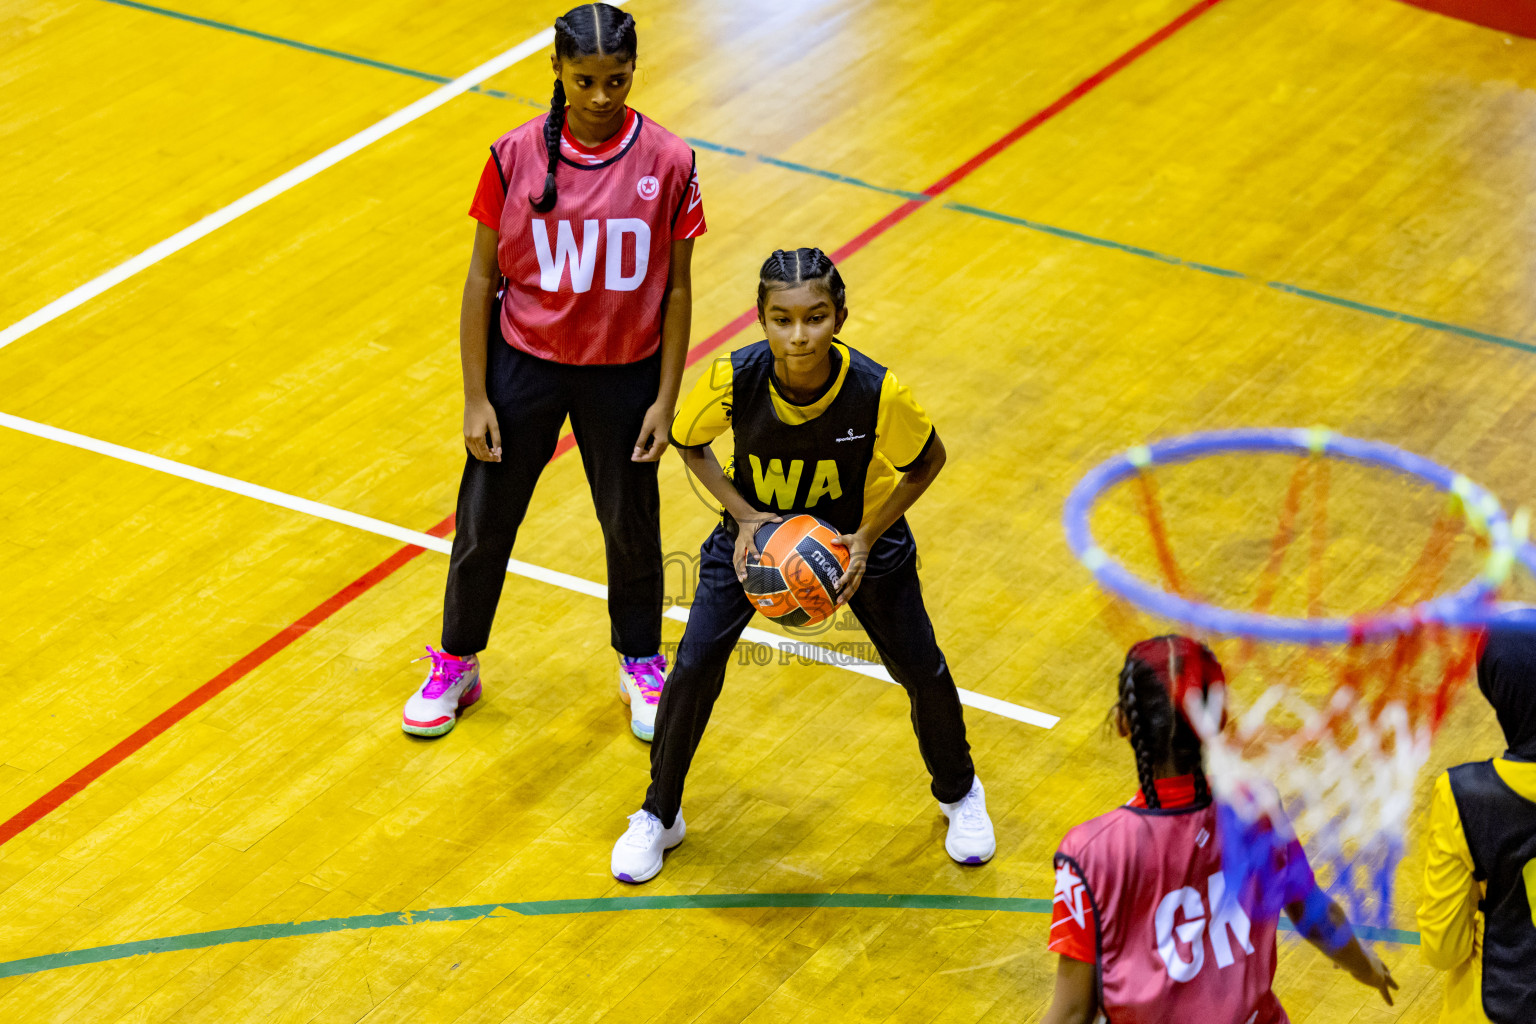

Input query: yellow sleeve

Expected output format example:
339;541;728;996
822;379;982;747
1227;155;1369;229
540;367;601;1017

1417;771;1480;972
875;370;935;471
670;356;733;448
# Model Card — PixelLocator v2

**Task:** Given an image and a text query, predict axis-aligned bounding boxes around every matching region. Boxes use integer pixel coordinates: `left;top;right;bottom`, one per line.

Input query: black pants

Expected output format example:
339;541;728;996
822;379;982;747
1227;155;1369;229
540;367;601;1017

643;523;975;827
442;335;663;658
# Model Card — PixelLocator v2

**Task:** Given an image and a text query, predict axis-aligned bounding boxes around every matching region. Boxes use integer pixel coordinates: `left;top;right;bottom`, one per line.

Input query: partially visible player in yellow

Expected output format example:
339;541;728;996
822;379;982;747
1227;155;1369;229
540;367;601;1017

1417;620;1536;1024
609;247;993;882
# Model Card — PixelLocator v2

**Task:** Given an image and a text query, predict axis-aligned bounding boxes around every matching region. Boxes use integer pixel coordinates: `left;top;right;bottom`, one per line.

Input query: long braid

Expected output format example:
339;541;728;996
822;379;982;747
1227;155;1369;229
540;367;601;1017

1120;661;1164;809
1119;636;1224;808
530;5;637;213
529;71;567;212
1182;641;1218;803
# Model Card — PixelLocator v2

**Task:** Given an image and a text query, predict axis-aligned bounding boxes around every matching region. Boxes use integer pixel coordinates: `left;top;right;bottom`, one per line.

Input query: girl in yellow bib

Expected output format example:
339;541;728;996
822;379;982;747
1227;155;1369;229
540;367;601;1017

609;248;992;882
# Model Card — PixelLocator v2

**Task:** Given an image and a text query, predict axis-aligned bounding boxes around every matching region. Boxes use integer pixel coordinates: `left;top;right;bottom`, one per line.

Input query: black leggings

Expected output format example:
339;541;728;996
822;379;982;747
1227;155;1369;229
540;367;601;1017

643;524;974;827
442;335;663;658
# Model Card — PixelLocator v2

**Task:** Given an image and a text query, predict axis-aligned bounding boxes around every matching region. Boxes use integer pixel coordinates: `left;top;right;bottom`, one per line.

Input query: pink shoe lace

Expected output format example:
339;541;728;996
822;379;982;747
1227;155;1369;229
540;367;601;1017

414;646;473;699
621;654;666;705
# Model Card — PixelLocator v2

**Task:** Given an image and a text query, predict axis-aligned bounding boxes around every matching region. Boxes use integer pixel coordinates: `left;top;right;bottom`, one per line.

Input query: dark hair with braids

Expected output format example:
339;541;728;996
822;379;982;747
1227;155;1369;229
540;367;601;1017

756;247;847;318
1116;635;1224;809
530;3;639;213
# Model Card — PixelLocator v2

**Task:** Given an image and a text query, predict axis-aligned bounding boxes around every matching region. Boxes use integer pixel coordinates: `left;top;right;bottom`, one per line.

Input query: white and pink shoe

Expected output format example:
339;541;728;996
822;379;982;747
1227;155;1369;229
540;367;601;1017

618;654;666;741
402;646;481;737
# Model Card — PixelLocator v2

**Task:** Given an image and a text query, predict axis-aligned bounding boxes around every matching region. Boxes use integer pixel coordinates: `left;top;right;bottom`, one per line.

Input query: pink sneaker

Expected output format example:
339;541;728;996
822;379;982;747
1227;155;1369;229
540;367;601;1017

618;654;666;741
402;646;481;737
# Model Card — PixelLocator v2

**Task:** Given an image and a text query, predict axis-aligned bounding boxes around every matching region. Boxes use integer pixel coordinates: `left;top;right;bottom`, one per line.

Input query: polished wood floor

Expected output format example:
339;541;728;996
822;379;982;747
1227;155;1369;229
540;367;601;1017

3;0;1534;1020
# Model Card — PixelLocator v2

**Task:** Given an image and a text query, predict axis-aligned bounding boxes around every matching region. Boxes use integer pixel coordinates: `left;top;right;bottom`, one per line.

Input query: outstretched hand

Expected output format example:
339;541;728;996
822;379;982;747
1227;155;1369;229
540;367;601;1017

1352;947;1397;1006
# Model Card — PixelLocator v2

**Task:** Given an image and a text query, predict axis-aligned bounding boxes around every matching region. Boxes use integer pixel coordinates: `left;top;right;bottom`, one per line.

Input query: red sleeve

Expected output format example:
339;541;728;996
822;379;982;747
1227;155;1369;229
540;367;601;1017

671;166;706;240
469;153;505;230
1048;856;1097;963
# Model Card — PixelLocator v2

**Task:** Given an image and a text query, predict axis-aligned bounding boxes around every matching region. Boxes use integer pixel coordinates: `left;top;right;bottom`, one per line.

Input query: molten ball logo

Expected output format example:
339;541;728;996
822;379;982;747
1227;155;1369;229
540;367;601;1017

636;175;660;200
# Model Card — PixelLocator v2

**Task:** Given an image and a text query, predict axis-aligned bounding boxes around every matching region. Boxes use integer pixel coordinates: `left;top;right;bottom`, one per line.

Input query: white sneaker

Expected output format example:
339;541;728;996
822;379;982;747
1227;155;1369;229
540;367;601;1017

618;654;666;741
611;809;685;883
402;647;481;737
939;776;995;865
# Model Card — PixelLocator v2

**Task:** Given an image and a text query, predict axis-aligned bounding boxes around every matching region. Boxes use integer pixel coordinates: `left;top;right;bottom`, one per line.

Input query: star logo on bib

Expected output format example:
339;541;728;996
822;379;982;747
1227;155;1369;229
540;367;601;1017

637;175;660;200
1053;862;1090;930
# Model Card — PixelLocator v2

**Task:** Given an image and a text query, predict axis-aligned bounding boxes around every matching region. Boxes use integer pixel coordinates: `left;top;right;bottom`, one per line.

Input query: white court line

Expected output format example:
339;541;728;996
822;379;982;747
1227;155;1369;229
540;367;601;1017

0;411;1059;729
0;12;608;351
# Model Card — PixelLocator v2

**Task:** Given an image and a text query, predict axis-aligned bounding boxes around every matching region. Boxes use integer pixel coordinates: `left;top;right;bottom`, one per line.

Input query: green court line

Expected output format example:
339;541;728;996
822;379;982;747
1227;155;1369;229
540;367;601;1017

95;0;1536;359
753;155;930;202
1266;281;1536;356
26;5;1438;981
0;894;1044;979
687;138;751;158
96;0;542;105
947;202;1536;352
0;892;1417;980
945;201;1247;280
101;0;455;85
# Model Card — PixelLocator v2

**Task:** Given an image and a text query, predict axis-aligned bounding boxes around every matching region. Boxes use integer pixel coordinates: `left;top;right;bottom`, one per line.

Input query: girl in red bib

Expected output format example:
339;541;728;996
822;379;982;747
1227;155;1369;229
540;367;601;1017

402;4;705;742
1041;637;1395;1024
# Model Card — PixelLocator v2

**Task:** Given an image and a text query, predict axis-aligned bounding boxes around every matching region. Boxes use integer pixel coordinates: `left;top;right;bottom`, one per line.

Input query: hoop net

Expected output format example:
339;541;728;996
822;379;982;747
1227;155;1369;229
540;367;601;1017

1064;429;1519;932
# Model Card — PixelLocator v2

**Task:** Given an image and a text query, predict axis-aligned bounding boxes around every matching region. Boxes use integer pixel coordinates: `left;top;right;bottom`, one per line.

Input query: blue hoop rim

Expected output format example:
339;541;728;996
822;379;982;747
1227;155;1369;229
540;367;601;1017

1062;428;1515;643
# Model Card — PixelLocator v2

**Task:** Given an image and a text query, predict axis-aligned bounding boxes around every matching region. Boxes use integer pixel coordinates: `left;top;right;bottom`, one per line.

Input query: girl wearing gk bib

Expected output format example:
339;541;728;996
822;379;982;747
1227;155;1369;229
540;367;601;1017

403;4;705;743
609;248;992;883
1042;637;1395;1024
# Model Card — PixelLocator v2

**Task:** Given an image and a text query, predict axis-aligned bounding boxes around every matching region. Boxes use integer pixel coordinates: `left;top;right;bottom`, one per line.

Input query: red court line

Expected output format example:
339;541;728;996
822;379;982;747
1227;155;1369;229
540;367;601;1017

0;0;1225;849
0;516;458;848
687;0;1228;366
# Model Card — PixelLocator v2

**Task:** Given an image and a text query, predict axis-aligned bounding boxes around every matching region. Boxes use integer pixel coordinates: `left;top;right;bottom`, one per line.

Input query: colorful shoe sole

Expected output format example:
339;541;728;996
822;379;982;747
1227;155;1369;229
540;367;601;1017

618;682;655;742
612;836;681;884
402;680;482;738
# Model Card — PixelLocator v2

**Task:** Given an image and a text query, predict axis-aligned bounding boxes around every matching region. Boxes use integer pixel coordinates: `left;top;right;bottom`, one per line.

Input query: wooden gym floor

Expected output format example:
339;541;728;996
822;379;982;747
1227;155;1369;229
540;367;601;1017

3;0;1535;1020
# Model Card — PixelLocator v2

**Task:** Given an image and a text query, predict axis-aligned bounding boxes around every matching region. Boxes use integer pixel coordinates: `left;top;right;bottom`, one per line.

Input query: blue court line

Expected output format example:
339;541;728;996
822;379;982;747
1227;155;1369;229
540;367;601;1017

0;892;1418;980
751;155;930;202
946;201;1248;280
1265;281;1536;356
96;0;542;105
677;141;928;201
95;0;1536;359
945;202;1536;354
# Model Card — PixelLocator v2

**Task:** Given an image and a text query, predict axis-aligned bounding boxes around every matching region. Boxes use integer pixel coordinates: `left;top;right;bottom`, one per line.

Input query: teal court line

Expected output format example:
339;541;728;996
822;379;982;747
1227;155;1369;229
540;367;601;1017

0;892;1419;981
0;2;1436;982
98;0;539;103
94;0;1536;357
948;203;1536;357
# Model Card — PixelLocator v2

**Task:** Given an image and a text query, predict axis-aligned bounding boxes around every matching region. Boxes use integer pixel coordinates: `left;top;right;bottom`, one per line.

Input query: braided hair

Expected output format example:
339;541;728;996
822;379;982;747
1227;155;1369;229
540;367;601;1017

756;247;847;317
530;3;638;213
1116;635;1225;809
